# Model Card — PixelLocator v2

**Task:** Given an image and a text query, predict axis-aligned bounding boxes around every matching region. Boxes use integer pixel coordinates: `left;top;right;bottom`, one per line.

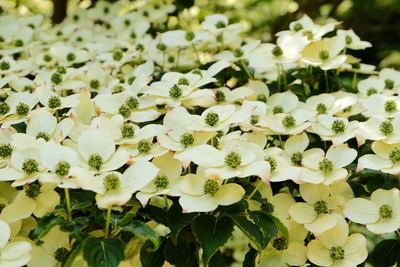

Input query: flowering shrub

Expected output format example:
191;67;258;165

0;1;400;267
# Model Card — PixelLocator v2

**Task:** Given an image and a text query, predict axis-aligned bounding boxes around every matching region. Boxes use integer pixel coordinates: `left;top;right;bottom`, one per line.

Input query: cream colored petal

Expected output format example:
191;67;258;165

29;246;57;267
78;130;115;161
152;152;182;179
179;195;218;213
305;213;337;236
1;241;32;266
302;148;325;170
0;192;36;223
289;203;317;224
343;233;368;265
370;188;400;207
323;168;348;185
299;168;325;184
33;190;60;218
0;219;10;248
300;183;330;204
239;161;271;182
326;144;357;168
284;242;307;266
100;149;129;172
213;184;245;206
319;214;348;247
179;174;205;196
284;133;309;154
307;240;333;266
271;193;295;221
343;198;379;224
366;218;400;234
174;144;224;168
122;161;159;192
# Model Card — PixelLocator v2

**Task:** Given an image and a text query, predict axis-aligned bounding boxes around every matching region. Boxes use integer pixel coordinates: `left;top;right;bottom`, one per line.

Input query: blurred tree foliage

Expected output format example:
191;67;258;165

1;0;399;68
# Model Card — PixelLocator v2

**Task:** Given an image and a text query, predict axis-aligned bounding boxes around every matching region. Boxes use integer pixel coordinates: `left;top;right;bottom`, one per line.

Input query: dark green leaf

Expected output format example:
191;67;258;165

192;215;234;266
167;202;198;241
140;239;165;267
249;211;277;247
243;247;258;267
219;199;248;214
163;235;198;267
371;239;400;267
63;244;82;267
121;220;160;250
227;214;264;250
82;237;125;267
30;213;66;242
208;250;225;267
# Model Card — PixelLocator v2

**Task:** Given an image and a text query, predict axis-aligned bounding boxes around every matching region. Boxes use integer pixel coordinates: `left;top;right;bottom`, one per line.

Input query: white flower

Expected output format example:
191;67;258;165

379;68;400;91
357;141;400;174
301;144;357;184
179;174;245;213
361;94;399;118
309;115;358;145
357;77;385;98
343;188;400;234
0;219;31;267
337;29;371;50
307;214;368;267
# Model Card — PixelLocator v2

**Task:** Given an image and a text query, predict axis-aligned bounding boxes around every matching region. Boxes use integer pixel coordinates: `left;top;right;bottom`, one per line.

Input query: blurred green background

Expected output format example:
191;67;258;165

1;0;400;68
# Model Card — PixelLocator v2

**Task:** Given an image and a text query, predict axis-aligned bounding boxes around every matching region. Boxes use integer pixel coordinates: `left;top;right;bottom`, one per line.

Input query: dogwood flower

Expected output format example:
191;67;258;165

357;141;400;174
343;188;400;234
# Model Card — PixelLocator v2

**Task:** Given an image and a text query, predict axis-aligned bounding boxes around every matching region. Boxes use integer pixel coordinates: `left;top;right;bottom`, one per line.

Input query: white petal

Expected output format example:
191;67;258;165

213;184;245;206
343;198;379;224
343;233;368;265
123;161;159;192
305;213;337;236
284;133;309;154
0;219;10;248
289;203;316;224
78;130;115;161
307;240;333;266
326;144;357;168
179;195;218;213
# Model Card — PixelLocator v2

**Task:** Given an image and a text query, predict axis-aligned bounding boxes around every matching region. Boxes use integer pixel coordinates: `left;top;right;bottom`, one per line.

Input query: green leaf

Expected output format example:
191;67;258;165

121;220;160;250
82;237;125;267
167;202;198;241
208;250;225;267
371;239;400;267
227;214;264;250
63;244;82;267
267;214;288;239
140;239;165;267
163;235;198;267
30;213;66;242
243;247;258;267
192;215;234;266
249;211;277;247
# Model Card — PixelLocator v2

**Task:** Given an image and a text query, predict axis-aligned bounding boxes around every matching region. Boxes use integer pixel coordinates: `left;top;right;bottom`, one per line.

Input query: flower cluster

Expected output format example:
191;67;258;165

0;1;399;267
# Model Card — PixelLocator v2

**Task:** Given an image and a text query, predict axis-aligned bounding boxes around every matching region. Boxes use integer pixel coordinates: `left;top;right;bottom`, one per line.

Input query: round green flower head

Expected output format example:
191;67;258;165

48;96;61;109
54;247;70;263
90;79;100;89
261;201;275;214
137;140;152;154
389;148;400;163
203;180;220;195
66;53;76;62
272;46;283;57
273;105;284;114
22;159;39;174
384;99;397;113
180;133;195;147
250;115;259;125
282;115;296;129
215;91;225;103
169;85;182;98
119;104;131;118
178;77;189;85
379;120;393;136
185;31;195;41
293;23;303;31
51;72;63;85
314;200;329;214
156;43;166;51
0;60;10;71
103;174;121;191
272;237;288;251
55;161;71;176
379;204;393;219
16;102;29;116
113;50;123;61
319;50;330;60
266;156;277;171
257;93;267;103
88;154;103;170
126;97;139;110
316;103;327;114
329;246;345;261
319;158;333;174
367;88;377;96
345;35;352;45
25;183;41;199
0;102;10;115
225;151;242;169
121;123;135;138
154;175;169;189
0;144;13;158
290;152;303;166
331;120;346;134
205;112;219;126
43;54;52;62
233;48;244;58
14;39;23;47
36;132;50;141
215;20;226;28
385;79;394;89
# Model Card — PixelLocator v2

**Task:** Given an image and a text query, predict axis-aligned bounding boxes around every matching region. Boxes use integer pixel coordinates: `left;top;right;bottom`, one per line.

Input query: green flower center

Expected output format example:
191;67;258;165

345;35;352;45
36;132;50;141
319;158;333;174
261;201;275;214
314;200;329;214
367;88;377;96
90;79;100;89
316;103;327;114
379;120;393;136
385;79;394;89
215;91;225;102
0;102;10;115
384;100;397;113
185;31;195;41
293;23;303;32
329;246;345;261
257;94;267;103
180;133;195;147
266;156;277;171
103;174;121;191
169;85;182;98
54;247;70;263
154;175;169;189
55;161;70;176
43;54;52;62
121;123;135;138
250;115;259;125
215;20;226;28
272;46;283;57
0;203;5;212
113;50;123;61
178;78;190;85
16;102;29;116
389;148;400;163
233;48;244;58
66;53;76;62
88;154;103;170
205;112;219;126
22;159;39;174
272;237;288;251
113;85;124;94
51;72;63;85
48;96;61;109
290;152;303;166
25;183;41;199
342;106;352;113
282;115;296;129
156;43;166;51
379;204;393;219
0;144;13;157
319;50;330;60
137;140;152;154
126;97;139;110
118;104;131;118
0;60;10;71
224;151;242;169
203;180;220;195
331;120;346;134
273;105;284;114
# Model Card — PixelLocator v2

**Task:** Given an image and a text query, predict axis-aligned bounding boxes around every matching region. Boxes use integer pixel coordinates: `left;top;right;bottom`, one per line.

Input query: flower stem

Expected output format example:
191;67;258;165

163;194;169;211
324;70;329;92
64;188;72;221
280;64;287;89
352;72;358;90
276;63;281;92
105;206;112;238
241;59;253;80
246;179;263;201
192;43;201;65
